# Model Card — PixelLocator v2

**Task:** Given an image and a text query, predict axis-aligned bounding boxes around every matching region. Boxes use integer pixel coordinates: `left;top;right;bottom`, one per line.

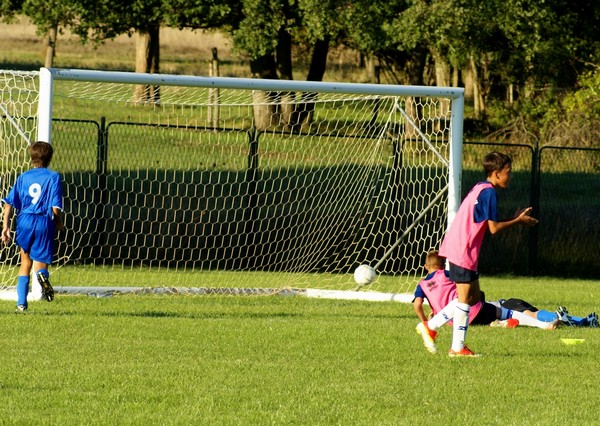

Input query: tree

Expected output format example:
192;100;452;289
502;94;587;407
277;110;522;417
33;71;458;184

21;0;83;67
0;0;23;21
496;0;600;91
51;0;237;102
228;0;351;128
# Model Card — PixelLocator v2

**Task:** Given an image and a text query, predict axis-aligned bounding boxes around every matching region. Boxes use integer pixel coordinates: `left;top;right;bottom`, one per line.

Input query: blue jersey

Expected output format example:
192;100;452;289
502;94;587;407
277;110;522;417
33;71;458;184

473;183;498;223
3;167;63;217
3;167;63;263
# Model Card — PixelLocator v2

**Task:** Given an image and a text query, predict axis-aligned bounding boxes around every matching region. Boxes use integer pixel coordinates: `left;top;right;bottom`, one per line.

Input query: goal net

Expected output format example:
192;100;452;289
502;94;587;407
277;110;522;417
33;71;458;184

1;68;464;301
0;70;54;300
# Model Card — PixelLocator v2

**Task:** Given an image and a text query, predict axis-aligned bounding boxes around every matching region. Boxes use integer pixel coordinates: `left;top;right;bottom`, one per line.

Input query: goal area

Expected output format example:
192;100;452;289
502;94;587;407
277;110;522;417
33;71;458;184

1;68;464;301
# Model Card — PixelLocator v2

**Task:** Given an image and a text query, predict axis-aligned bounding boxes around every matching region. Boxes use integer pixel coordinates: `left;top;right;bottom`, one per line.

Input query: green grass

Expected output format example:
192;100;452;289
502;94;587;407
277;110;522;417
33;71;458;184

0;275;598;425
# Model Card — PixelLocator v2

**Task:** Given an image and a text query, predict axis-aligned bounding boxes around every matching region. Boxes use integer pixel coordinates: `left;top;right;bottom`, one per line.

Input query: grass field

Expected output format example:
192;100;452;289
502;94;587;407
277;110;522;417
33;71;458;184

1;274;598;425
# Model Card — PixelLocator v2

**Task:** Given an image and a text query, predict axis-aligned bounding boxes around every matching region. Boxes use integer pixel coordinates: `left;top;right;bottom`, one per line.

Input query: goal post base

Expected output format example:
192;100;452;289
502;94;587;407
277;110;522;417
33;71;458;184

1;286;416;304
304;288;414;303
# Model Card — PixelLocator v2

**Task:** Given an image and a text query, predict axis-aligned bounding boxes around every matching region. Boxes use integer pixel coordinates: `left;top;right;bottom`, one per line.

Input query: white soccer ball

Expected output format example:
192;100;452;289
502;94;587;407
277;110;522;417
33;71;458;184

353;264;377;285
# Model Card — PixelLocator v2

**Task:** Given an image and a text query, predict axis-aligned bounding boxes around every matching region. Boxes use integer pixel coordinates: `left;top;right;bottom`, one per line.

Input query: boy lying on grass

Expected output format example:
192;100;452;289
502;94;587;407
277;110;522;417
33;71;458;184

413;250;558;355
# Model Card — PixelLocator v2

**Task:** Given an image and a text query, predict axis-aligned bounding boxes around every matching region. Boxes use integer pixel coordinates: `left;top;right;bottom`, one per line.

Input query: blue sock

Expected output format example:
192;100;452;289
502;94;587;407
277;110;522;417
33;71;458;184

38;268;49;279
568;315;585;326
500;307;512;320
16;276;30;307
537;310;558;322
540;309;586;325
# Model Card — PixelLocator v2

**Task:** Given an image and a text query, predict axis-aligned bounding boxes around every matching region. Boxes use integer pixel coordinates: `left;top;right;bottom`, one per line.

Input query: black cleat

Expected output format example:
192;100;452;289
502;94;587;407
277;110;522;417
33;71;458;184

37;271;54;302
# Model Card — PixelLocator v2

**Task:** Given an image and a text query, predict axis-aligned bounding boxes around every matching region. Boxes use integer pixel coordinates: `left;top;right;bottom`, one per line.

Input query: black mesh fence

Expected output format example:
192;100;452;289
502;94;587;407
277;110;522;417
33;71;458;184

48;117;599;279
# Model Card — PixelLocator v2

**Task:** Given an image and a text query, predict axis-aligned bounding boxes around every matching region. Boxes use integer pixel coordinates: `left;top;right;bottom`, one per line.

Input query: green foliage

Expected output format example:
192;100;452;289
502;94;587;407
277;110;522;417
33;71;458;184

562;70;600;120
1;276;599;424
0;0;24;21
162;0;240;30
477;68;600;148
13;0;600;105
338;0;403;54
232;0;348;62
232;0;288;59
531;69;600;148
21;0;75;35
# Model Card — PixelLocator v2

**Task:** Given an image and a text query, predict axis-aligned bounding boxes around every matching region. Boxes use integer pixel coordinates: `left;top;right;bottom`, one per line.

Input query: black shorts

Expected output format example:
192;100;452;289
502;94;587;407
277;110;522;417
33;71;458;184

499;298;539;313
471;302;499;325
448;262;479;283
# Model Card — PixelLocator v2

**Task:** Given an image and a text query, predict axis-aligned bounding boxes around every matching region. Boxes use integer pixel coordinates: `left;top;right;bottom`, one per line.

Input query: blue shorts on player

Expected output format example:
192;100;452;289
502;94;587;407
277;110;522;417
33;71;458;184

15;213;56;264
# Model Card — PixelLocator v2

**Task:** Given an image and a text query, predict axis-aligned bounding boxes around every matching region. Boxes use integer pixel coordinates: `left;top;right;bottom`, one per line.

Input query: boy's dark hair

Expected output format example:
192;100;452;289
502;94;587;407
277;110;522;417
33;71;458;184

483;151;511;176
30;141;53;167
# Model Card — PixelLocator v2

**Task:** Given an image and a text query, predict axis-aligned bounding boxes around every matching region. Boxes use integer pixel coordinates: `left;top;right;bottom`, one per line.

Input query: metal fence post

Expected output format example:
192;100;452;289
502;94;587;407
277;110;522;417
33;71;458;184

92;117;108;261
243;127;260;268
529;140;540;274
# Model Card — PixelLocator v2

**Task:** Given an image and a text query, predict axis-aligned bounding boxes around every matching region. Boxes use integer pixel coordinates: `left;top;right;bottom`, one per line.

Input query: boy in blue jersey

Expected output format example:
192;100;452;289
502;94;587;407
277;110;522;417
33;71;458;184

2;141;64;312
490;298;598;328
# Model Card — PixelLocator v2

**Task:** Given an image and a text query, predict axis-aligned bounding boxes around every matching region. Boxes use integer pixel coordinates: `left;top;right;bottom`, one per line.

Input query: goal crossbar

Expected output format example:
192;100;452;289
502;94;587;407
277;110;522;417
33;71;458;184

38;67;465;231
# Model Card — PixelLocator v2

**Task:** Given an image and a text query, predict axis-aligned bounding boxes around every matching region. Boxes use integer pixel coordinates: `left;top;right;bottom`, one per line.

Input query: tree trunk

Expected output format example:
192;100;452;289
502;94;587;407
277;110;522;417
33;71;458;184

276;29;293;80
134;25;160;103
306;37;329;82
463;64;473;100
276;27;294;128
452;63;459;87
208;47;220;130
404;48;428;138
432;49;451;124
366;55;380;84
432;50;450;87
470;53;487;119
295;37;330;130
43;25;58;68
250;54;279;130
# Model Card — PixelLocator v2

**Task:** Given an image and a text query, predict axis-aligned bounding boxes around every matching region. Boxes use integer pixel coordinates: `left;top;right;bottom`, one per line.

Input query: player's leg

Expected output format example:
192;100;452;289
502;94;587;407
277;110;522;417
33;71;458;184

474;302;517;327
509;310;558;329
16;250;32;311
30;217;55;302
585;312;599;328
467;279;482;306
555;306;597;327
428;299;458;330
446;262;480;357
416;298;460;354
450;280;473;355
34;261;53;302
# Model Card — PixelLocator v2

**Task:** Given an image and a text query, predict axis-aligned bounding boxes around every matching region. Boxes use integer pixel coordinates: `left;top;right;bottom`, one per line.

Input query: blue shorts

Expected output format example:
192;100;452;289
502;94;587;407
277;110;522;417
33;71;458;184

448;262;479;283
15;214;55;264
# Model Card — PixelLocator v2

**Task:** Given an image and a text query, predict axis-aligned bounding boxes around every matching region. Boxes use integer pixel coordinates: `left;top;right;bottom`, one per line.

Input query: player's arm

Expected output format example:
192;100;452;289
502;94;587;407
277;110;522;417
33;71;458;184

413;296;429;323
1;203;12;244
53;207;65;231
488;207;538;234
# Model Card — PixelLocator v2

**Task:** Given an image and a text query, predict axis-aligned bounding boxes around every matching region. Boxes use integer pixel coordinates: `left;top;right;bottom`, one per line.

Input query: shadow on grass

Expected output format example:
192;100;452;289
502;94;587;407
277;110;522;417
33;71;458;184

0;61;42;71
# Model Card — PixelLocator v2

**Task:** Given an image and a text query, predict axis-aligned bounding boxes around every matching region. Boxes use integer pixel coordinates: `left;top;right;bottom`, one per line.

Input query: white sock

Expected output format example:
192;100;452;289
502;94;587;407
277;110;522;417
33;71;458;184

510;311;555;329
428;299;458;330
451;302;470;351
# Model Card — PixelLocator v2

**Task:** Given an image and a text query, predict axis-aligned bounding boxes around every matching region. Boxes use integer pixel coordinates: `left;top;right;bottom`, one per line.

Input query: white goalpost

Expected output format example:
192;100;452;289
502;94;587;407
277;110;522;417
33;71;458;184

1;67;464;301
0;70;47;301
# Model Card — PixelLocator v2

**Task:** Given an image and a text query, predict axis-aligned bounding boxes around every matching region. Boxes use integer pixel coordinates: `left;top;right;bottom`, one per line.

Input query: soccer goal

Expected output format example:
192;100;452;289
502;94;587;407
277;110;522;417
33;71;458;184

1;67;464;301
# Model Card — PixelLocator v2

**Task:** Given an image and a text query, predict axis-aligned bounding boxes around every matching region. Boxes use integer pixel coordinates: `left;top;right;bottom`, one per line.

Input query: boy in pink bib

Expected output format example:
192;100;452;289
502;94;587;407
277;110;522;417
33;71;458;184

435;152;538;357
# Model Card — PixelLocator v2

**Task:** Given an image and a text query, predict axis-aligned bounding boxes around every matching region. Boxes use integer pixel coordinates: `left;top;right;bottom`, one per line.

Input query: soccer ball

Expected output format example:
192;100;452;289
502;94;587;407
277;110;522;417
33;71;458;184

353;264;377;285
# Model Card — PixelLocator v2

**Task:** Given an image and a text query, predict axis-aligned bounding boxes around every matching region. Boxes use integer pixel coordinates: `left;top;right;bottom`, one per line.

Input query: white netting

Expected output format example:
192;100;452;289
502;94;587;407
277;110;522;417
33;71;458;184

2;69;461;297
0;70;38;296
